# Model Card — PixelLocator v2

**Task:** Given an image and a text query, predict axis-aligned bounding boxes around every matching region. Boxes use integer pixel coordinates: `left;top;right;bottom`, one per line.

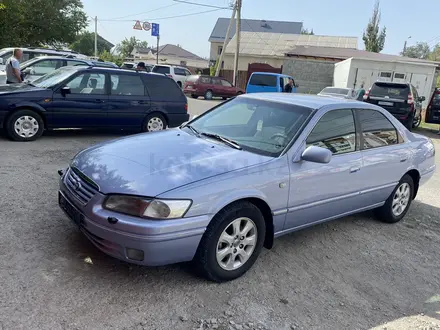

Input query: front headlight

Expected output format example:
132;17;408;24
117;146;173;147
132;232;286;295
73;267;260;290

103;195;192;220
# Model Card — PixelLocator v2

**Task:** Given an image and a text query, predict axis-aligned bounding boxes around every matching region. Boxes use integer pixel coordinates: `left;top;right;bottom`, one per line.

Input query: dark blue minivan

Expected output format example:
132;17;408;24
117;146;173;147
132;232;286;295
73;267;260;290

0;66;189;141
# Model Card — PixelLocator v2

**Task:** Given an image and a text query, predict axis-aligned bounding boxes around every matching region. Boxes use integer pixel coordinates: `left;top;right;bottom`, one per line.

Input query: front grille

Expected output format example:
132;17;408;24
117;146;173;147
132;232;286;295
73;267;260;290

65;168;98;204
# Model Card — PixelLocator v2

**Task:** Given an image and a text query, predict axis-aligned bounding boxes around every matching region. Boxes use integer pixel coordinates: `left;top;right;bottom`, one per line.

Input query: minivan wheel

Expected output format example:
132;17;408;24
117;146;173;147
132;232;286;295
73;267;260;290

374;174;414;223
413;114;422;128
204;90;213;100
6;109;44;141
142;113;167;132
194;201;266;282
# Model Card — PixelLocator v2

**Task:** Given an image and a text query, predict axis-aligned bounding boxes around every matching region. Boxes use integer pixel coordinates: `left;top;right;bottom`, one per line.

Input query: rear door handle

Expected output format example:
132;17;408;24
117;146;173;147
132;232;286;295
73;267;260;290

349;167;360;173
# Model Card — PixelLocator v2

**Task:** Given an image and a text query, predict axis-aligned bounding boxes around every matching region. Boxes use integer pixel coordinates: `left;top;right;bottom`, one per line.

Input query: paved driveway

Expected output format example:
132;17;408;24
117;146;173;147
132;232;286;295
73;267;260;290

0;100;439;330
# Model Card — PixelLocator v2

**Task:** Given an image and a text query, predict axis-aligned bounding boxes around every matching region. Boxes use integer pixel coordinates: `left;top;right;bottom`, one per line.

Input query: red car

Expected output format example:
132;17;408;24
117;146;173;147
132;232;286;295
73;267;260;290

183;75;244;100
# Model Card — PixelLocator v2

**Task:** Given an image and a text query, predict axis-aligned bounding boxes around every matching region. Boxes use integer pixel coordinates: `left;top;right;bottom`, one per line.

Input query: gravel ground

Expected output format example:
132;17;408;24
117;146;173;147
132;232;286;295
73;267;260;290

0;99;439;330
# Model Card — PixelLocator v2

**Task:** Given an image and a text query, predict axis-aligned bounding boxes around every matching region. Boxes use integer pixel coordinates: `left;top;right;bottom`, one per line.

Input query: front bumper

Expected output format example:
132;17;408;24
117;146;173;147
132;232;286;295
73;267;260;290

58;171;209;266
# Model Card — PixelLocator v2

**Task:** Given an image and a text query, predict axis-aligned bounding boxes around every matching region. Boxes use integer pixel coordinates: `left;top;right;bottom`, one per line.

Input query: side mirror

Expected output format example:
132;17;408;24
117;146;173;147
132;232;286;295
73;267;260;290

61;86;71;96
419;96;426;102
22;68;32;76
301;146;332;164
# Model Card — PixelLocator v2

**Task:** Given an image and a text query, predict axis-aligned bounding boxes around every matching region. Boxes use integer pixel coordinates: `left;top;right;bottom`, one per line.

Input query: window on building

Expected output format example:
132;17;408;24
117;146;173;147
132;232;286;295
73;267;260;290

358;109;400;149
306;109;356;155
394;73;406;80
379;72;392;78
218;46;223;55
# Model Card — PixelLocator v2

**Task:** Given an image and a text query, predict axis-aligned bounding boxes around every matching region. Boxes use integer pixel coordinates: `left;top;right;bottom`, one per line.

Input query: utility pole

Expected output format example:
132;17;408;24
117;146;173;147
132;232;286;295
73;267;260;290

156;35;160;64
233;0;241;86
94;16;98;58
215;3;237;77
402;36;411;55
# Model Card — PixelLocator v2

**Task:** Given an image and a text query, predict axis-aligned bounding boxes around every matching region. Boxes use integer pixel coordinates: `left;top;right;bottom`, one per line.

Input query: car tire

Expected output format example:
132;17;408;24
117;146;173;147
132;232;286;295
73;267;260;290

222;97;227;100
374;174;414;223
204;90;213;100
413;113;422;128
142;113;167;132
177;81;182;89
194;201;266;282
6;109;44;142
191;94;198;99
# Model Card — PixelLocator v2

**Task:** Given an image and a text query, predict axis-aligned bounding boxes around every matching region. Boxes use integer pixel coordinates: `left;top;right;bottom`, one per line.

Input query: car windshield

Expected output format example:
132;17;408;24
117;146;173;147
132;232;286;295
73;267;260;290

152;66;170;74
32;67;79;88
370;83;409;99
321;87;350;95
186;97;312;157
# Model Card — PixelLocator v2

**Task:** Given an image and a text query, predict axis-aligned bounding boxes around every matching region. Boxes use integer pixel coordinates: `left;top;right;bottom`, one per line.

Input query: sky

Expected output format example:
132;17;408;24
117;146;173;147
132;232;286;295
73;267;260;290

82;0;440;58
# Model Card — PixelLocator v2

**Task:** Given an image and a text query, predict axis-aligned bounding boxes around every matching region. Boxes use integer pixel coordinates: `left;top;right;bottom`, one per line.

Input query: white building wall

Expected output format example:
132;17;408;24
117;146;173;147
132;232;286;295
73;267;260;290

210;42;224;61
333;58;352;88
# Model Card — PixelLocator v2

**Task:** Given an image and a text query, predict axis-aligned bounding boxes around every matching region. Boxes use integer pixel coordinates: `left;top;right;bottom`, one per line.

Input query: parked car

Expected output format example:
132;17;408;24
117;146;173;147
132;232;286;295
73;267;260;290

0;66;189;141
246;72;297;94
0;56;118;85
363;81;424;130
183;75;244;100
120;62;153;72
425;88;440;125
0;47;88;71
57;93;435;282
318;87;357;99
151;65;192;88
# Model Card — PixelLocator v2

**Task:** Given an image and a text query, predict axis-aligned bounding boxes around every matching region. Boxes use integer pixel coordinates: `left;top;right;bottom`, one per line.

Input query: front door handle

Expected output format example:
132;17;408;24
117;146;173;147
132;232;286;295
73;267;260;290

349;167;360;173
400;157;408;163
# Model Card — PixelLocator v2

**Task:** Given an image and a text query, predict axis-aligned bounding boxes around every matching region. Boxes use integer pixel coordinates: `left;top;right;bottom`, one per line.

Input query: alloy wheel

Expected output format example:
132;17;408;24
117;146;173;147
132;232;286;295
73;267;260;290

392;182;411;216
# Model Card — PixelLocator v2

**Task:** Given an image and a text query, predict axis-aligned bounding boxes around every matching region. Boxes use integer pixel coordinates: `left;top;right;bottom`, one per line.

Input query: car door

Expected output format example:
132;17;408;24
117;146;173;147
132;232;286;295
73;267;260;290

106;72;151;128
355;108;411;206
24;58;64;82
285;108;364;230
220;78;235;97
50;71;109;128
211;77;224;97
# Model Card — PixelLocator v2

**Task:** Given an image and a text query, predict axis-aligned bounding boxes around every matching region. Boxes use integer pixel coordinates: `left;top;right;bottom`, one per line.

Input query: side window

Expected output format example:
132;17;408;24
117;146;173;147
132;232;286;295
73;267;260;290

185;69;192;76
144;76;183;101
221;79;232;87
174;68;186;76
110;74;145;96
65;73;106;95
27;59;62;75
21;51;31;62
67;60;88;67
306;109;356;155
200;76;211;84
212;77;222;85
358;110;400;149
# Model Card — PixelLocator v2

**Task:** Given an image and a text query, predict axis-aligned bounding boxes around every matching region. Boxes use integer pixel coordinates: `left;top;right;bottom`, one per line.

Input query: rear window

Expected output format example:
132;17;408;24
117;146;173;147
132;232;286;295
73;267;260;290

152;66;170;74
186;75;200;83
370;83;409;99
143;75;184;101
321;87;349;95
249;74;277;87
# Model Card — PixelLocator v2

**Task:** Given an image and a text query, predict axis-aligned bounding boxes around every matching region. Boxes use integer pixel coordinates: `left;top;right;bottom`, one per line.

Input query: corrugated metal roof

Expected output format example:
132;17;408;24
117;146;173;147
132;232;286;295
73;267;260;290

224;32;358;56
209;18;302;42
153;44;205;60
285;45;440;66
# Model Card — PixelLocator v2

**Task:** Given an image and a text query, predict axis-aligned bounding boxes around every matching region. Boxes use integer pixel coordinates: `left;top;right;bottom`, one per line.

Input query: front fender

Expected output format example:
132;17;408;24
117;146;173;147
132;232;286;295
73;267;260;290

206;189;271;216
13;101;47;112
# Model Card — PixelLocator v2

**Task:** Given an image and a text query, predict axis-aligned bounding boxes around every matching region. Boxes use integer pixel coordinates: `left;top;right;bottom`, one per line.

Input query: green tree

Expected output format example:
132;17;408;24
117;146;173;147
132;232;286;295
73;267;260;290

428;43;440;61
99;50;123;67
116;37;148;58
70;32;114;56
301;28;314;35
401;42;431;59
0;0;87;48
363;0;386;53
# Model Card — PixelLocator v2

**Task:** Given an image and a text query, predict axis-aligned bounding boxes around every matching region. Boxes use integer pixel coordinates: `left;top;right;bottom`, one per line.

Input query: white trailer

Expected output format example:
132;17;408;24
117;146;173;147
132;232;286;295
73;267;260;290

334;57;438;106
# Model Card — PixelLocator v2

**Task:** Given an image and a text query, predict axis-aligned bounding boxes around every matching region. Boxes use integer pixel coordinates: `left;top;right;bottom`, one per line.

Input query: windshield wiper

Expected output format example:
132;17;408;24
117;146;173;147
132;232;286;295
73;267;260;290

200;132;242;150
25;81;35;87
186;124;200;136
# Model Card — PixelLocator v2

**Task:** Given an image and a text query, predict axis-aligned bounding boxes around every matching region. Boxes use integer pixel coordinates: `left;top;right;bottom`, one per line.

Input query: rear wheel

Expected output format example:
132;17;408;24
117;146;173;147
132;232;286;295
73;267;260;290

142;113;167;132
204;90;213;100
6;109;44;141
413;113;421;128
374;174;414;223
194;201;266;282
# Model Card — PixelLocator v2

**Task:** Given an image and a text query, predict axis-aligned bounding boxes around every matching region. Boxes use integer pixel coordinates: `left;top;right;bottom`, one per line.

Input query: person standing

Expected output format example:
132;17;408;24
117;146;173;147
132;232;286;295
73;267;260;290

6;48;23;84
284;78;293;93
356;84;366;101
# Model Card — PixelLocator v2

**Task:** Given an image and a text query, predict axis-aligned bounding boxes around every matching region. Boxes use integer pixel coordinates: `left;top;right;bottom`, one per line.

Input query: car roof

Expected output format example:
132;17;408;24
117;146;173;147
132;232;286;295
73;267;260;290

250;72;291;77
241;93;378;110
372;81;410;86
31;55;89;61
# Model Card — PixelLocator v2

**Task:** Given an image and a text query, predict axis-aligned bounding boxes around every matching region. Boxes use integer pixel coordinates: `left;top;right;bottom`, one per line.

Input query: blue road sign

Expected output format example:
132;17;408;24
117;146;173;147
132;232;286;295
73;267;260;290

151;23;159;37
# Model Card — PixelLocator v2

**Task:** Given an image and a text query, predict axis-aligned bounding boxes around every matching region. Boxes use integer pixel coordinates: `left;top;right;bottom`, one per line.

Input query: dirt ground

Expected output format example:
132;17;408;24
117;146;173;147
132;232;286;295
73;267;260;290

0;101;439;330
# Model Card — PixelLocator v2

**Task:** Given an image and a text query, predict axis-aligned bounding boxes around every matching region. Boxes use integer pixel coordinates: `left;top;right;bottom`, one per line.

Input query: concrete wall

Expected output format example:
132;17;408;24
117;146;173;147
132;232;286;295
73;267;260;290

282;58;335;94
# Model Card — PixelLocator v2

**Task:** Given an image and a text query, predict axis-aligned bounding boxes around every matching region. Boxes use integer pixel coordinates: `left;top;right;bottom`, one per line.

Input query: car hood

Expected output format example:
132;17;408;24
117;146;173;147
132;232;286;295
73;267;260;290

0;83;46;94
71;129;272;196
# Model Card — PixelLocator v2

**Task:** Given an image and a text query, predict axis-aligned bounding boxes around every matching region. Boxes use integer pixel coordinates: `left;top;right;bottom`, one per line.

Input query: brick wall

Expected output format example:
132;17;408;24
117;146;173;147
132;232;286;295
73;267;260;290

282;58;335;94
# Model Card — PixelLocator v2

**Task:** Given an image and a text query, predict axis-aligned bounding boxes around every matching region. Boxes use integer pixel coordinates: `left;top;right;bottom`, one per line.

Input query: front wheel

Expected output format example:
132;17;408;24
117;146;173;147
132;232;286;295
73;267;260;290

374;174;414;223
194;201;266;282
142;113;167;132
6;109;44;141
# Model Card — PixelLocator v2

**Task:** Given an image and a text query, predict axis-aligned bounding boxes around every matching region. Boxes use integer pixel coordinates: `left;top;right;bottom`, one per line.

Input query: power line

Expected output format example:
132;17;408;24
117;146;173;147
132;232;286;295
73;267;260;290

172;0;231;9
101;3;179;21
99;8;225;22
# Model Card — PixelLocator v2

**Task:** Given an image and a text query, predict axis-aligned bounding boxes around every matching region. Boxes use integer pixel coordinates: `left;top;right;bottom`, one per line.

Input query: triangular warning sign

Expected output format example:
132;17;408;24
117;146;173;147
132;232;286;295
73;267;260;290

133;20;142;30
